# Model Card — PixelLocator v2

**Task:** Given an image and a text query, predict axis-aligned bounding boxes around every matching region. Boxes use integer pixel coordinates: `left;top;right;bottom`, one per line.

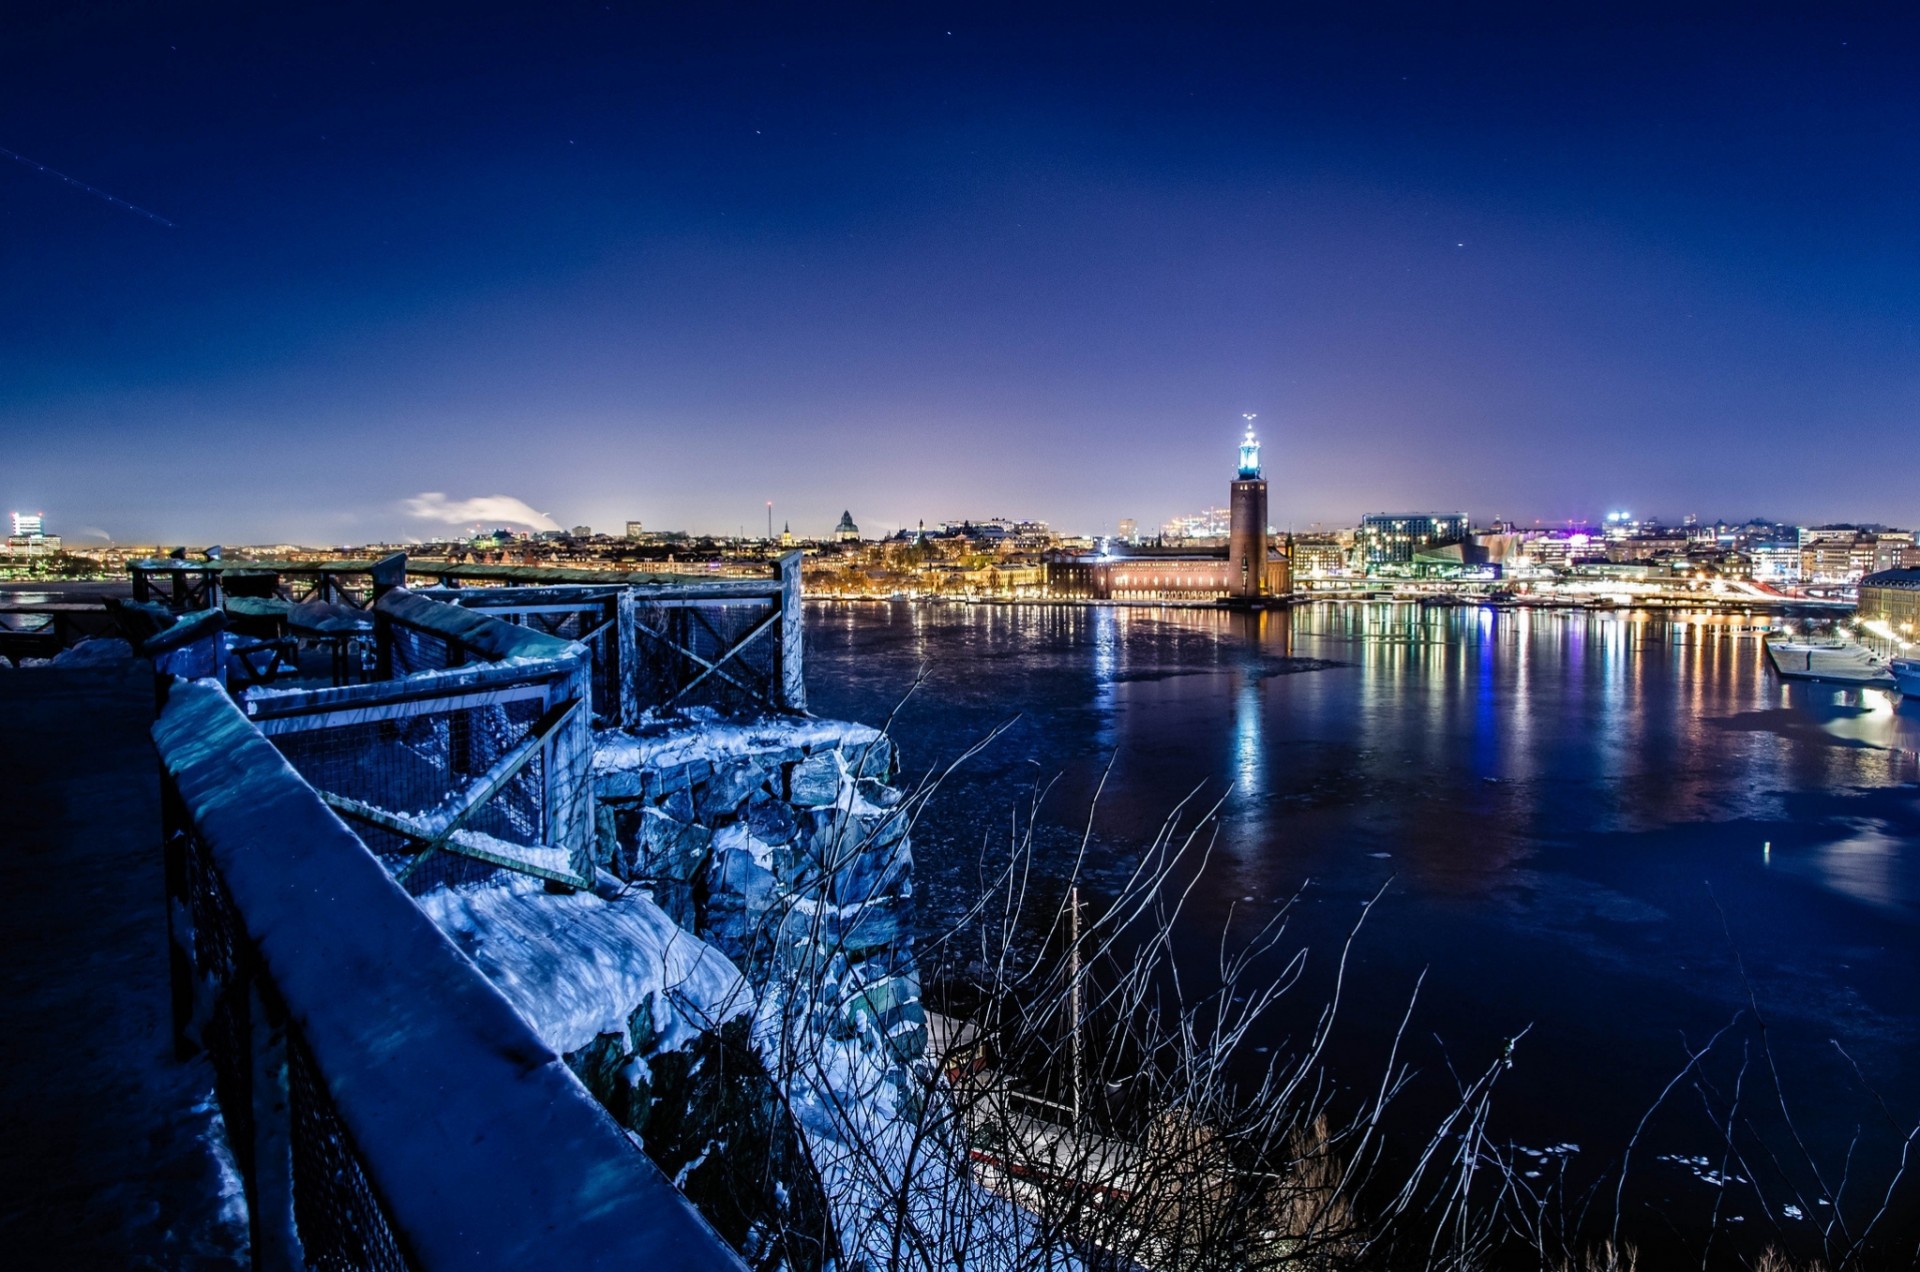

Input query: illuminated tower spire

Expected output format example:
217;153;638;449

1237;413;1262;479
1229;413;1270;599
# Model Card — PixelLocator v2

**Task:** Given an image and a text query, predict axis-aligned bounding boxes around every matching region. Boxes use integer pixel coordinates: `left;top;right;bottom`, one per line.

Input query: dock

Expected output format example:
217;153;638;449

1764;640;1899;688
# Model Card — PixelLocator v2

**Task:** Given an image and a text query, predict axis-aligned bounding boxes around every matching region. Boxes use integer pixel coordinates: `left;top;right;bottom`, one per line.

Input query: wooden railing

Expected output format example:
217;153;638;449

243;589;597;891
157;680;744;1271
125;552;807;717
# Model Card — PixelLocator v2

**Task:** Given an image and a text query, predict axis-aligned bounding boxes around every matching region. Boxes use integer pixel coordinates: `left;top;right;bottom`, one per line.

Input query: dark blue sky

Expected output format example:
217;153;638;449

4;2;1916;544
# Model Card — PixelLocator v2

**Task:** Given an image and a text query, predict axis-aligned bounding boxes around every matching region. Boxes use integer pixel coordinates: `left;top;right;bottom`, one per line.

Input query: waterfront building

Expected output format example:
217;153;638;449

1358;512;1468;569
1858;568;1920;652
1045;424;1289;601
3;511;61;557
1291;533;1349;578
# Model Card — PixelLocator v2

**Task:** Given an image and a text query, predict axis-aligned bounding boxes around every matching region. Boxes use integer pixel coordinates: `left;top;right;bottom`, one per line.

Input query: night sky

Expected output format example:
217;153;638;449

4;2;1917;545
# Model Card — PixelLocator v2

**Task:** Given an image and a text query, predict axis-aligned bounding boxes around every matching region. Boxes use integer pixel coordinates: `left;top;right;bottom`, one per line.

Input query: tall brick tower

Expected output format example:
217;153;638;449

1229;415;1269;600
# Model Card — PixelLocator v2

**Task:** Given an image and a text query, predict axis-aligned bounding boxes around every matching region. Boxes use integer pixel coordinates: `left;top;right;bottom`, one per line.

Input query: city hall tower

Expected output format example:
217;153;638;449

1229;416;1270;599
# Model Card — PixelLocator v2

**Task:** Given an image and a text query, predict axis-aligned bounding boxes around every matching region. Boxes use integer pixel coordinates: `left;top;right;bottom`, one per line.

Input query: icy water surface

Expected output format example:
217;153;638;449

808;600;1920;1248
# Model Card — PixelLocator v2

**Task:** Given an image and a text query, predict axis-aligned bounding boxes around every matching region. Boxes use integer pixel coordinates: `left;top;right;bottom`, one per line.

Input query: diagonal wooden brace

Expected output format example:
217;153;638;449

319;696;583;884
658;609;780;709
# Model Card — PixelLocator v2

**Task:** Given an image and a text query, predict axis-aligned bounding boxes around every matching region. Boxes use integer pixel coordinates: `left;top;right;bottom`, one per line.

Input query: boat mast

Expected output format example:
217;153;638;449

1069;885;1083;1126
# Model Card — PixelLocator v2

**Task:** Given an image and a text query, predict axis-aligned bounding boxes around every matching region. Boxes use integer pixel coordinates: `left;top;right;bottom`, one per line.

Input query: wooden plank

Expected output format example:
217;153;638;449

248;682;548;733
395;697;583;884
320;793;434;842
616;589;638;727
779;549;806;712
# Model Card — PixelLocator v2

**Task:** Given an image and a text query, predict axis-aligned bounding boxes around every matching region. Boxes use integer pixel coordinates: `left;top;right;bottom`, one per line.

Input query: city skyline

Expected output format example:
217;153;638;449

6;4;1920;542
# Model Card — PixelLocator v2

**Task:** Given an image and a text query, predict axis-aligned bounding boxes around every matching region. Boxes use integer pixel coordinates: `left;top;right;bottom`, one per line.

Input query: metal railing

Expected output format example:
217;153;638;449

157;680;743;1271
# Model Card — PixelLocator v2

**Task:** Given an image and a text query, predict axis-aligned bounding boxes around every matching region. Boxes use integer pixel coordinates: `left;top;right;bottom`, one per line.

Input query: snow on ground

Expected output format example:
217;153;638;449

594;708;882;775
415;873;752;1055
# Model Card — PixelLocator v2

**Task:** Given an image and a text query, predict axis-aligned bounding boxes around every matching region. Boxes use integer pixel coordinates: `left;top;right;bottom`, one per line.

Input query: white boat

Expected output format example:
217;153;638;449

1892;657;1920;697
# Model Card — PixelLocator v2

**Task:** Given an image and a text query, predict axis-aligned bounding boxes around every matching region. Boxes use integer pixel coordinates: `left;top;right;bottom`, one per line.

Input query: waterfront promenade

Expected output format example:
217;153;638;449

0;661;244;1269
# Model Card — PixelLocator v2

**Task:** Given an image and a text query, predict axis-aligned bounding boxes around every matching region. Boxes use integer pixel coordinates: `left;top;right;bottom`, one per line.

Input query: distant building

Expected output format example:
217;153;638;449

1858;569;1920;648
1605;533;1690;564
1789;524;1911;582
834;511;860;543
570;525;592;539
1358;513;1468;569
1228;422;1269;600
1116;518;1138;544
1291;533;1349;578
1749;541;1802;585
1873;532;1917;572
625;521;645;540
1045;423;1289;601
3;510;60;557
1160;507;1231;542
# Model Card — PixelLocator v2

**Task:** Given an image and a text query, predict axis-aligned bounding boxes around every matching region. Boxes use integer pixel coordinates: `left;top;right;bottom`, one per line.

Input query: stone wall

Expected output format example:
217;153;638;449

593;714;927;1067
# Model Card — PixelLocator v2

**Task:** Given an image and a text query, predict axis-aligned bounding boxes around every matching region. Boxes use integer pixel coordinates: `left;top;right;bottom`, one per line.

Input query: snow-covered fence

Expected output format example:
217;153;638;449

623;552;806;718
0;600;118;663
131;553;407;612
156;679;745;1271
125;552;807;717
419;551;808;722
242;588;597;892
412;584;627;725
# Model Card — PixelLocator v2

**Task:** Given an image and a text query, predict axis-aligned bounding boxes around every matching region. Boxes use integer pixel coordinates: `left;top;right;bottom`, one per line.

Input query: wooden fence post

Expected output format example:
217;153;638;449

778;550;806;713
616;588;638;727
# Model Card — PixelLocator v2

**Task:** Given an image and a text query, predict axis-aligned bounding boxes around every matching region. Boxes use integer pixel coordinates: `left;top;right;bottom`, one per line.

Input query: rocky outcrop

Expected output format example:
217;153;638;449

416;711;930;1271
414;872;834;1271
593;714;926;1068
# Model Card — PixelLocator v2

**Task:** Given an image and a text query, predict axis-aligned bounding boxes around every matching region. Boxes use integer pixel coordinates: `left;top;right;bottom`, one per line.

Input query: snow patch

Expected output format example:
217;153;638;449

415;874;752;1055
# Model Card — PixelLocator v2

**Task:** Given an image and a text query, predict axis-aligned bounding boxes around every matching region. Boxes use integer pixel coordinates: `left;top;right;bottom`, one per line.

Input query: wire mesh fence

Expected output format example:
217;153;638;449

179;823;255;1182
176;817;415;1270
266;692;560;894
415;587;623;724
629;595;783;715
288;1031;413;1272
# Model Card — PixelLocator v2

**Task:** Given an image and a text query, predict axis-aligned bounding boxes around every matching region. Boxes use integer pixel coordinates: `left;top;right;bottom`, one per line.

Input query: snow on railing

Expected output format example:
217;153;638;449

155;680;744;1271
241;588;597;892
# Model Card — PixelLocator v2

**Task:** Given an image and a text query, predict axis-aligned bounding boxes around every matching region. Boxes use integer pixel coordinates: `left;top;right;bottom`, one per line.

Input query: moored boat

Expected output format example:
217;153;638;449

1892;657;1920;697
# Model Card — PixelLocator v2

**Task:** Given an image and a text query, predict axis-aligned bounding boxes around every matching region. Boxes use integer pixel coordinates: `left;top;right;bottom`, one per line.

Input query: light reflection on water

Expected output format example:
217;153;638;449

809;599;1920;1216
